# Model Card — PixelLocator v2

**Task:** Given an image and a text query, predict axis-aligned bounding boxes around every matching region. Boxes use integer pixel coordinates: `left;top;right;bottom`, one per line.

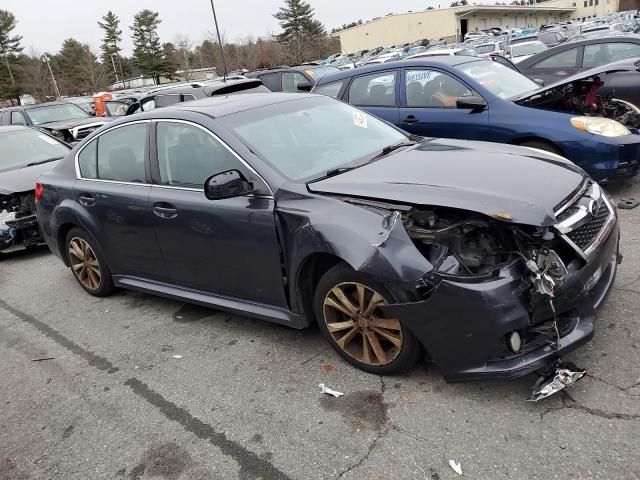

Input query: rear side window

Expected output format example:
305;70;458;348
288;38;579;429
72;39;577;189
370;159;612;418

259;73;281;91
96;124;147;183
78;140;98;179
348;72;397;107
155;95;180;108
282;72;309;92
11;111;27;126
314;80;345;98
0;111;9;125
533;48;578;68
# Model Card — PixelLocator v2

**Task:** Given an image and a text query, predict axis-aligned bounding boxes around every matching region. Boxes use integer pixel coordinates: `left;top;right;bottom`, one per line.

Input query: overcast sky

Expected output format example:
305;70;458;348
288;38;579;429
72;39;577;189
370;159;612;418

3;0;455;55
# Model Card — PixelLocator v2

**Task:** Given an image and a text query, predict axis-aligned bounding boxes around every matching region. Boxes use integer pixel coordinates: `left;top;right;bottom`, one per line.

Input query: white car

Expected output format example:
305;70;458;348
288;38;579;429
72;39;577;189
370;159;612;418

505;40;548;63
473;41;506;57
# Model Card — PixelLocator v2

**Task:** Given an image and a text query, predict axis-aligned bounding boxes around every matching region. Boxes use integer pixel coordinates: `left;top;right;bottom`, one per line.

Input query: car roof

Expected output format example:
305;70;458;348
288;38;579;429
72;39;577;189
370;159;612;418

316;56;480;84
553;33;640;47
512;40;545;46
2;101;76;111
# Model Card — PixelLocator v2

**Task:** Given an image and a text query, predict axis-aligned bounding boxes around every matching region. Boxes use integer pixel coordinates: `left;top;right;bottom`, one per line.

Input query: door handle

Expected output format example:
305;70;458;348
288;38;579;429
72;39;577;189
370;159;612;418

402;115;419;124
153;202;178;219
78;193;96;207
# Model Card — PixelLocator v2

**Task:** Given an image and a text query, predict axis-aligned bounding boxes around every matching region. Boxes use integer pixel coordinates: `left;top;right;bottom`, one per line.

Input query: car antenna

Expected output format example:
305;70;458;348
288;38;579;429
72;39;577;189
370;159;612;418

209;0;228;82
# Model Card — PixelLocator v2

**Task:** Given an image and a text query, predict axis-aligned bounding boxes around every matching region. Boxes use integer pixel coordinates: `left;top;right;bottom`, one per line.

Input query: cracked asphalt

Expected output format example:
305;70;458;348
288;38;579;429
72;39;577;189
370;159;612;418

1;179;639;480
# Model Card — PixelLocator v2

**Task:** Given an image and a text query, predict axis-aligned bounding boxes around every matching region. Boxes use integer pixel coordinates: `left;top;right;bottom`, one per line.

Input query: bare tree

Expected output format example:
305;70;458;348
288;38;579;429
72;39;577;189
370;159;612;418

174;33;195;80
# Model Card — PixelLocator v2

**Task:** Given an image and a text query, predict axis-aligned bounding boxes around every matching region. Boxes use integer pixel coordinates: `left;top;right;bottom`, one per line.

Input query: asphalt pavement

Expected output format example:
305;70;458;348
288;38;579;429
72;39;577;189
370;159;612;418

1;179;639;480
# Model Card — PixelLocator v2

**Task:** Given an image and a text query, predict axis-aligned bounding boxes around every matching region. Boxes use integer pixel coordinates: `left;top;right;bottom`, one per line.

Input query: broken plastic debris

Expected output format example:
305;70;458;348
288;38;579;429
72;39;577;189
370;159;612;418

172;355;183;359
322;364;337;372
31;357;54;362
528;363;586;401
449;459;462;476
617;196;639;209
319;383;343;397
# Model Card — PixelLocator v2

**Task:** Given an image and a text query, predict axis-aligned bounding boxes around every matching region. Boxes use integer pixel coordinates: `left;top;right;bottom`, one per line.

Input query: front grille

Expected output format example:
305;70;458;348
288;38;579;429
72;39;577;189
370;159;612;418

566;201;610;250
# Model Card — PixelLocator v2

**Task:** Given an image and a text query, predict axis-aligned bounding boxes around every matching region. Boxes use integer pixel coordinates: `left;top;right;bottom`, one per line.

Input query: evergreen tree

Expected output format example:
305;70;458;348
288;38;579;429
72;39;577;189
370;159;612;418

131;10;174;84
0;9;23;102
274;0;326;63
98;11;122;82
53;39;108;95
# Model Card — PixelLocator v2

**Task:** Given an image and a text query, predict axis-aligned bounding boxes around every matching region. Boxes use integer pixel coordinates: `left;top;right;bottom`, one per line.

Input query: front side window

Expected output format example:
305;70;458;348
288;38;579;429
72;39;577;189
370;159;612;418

314;80;345;98
405;70;472;108
11;111;27;126
348;71;397;107
156;122;249;189
259;73;281;91
533;48;578;68
221;97;407;181
583;42;640;68
24;104;89;125
96;124;147;183
282;72;309;93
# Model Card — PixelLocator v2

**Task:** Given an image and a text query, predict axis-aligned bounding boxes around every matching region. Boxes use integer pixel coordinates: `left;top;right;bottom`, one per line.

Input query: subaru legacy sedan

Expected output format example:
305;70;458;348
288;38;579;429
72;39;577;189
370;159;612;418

313;57;640;180
37;94;619;390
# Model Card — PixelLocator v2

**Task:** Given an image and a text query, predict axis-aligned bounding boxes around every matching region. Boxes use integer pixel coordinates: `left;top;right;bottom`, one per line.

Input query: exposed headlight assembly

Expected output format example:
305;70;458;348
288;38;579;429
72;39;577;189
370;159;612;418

571;116;630;137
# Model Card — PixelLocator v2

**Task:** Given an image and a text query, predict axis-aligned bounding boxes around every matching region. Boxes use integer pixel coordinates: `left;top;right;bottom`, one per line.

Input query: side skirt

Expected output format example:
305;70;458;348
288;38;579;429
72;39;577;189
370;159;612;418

113;275;309;329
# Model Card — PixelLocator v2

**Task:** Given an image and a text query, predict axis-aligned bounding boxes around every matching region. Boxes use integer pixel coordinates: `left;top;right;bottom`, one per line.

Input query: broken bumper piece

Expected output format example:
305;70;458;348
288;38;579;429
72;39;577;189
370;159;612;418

0;213;41;252
528;362;586;401
382;223;619;383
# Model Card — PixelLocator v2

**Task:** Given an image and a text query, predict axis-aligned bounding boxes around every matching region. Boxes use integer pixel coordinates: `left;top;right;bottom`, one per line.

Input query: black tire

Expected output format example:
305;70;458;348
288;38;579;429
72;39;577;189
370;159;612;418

518;139;563;157
314;263;422;375
65;227;115;297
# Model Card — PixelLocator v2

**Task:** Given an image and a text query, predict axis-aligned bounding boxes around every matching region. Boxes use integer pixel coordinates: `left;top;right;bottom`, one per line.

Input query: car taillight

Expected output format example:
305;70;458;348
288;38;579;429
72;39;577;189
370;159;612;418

35;182;43;202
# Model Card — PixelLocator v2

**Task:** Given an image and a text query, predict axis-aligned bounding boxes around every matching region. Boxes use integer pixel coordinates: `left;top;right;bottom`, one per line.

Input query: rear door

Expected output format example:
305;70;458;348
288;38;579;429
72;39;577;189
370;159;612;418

73;121;168;280
344;69;400;125
398;68;489;140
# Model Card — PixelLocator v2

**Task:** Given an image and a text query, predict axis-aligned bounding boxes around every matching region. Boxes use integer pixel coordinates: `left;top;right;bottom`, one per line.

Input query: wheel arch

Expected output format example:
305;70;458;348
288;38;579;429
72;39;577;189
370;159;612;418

293;252;345;324
509;136;567;157
57;222;80;267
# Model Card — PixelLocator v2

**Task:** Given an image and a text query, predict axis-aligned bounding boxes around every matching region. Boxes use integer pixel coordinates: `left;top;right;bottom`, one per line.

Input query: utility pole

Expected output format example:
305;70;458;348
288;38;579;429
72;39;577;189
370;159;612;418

3;53;15;85
208;0;227;80
42;55;60;99
110;53;120;87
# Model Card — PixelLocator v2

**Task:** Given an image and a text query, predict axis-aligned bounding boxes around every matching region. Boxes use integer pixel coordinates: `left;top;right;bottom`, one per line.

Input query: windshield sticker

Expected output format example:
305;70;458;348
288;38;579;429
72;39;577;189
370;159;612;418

38;134;60;145
353;111;368;129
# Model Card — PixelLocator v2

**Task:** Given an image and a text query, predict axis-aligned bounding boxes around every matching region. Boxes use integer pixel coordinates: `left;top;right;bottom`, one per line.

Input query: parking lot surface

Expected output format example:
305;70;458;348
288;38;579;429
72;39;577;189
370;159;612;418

1;180;639;480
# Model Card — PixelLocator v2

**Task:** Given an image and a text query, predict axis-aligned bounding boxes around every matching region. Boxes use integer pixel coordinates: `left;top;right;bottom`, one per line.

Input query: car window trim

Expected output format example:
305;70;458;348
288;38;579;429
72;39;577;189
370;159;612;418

149;118;274;198
74;119;151;186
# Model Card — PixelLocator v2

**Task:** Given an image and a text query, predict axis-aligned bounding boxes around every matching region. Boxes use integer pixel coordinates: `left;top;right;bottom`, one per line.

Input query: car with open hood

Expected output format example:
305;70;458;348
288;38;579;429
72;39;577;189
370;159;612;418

313;56;640;180
1;126;71;253
36;93;619;398
0;102;110;144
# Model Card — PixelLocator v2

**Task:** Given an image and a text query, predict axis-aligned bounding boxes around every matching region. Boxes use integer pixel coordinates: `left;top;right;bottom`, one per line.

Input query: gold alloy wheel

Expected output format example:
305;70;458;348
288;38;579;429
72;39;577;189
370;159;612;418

323;282;403;366
68;237;102;291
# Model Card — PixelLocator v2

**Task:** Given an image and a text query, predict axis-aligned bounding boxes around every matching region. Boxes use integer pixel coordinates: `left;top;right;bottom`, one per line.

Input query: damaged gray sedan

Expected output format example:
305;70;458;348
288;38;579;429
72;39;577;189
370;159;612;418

36;94;620;396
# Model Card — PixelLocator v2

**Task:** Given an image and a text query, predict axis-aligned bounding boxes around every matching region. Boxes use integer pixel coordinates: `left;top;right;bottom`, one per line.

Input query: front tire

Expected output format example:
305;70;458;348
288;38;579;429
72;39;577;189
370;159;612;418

314;264;421;374
66;227;114;297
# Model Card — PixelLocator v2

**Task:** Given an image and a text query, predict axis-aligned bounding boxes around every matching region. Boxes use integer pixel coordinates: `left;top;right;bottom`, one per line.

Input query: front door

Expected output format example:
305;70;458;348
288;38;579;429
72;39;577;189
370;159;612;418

398;68;490;140
344;70;400;125
73;121;168;280
148;120;288;308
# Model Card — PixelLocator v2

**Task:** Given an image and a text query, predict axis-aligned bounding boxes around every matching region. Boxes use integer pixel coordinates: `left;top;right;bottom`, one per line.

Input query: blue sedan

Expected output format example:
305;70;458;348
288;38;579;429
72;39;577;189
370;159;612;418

313;56;640;180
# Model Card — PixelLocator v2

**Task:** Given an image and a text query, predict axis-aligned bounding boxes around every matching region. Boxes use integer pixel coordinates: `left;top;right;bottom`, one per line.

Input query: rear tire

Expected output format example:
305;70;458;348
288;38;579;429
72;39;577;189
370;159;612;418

65;227;114;297
314;263;421;375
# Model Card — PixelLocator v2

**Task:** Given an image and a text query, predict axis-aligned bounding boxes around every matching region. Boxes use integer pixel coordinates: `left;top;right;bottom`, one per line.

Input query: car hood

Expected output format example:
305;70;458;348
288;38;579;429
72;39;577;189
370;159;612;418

37;117;109;131
307;139;586;227
0;161;61;195
513;57;640;101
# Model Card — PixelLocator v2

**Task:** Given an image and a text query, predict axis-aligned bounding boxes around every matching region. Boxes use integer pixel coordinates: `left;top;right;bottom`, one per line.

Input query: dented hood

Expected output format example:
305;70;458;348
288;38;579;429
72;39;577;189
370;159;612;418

513;57;640;102
308;138;586;227
0;161;61;195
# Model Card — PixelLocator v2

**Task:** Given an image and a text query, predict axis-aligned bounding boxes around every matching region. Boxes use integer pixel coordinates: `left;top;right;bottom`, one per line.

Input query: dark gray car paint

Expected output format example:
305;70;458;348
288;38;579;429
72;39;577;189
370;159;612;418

36;94;619;382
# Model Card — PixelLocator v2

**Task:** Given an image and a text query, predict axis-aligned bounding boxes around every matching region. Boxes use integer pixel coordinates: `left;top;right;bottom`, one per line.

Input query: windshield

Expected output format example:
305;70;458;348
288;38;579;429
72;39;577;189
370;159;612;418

220;97;407;181
25;103;89;125
0;129;69;173
459;60;540;99
512;42;547;57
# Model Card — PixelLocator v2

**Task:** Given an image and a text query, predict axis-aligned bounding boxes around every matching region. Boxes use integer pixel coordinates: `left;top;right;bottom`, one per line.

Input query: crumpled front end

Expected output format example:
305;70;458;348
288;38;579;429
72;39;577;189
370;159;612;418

381;180;620;382
0;191;41;253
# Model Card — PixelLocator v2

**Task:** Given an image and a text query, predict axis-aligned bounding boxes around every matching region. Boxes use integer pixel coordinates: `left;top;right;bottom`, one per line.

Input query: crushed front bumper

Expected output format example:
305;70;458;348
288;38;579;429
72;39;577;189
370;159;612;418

0;213;42;252
383;222;620;382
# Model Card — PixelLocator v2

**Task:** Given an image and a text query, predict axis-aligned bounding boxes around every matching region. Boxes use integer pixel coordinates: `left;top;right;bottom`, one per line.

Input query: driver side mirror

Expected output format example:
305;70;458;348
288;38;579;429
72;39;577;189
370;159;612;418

297;81;313;92
456;95;487;111
204;169;255;200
